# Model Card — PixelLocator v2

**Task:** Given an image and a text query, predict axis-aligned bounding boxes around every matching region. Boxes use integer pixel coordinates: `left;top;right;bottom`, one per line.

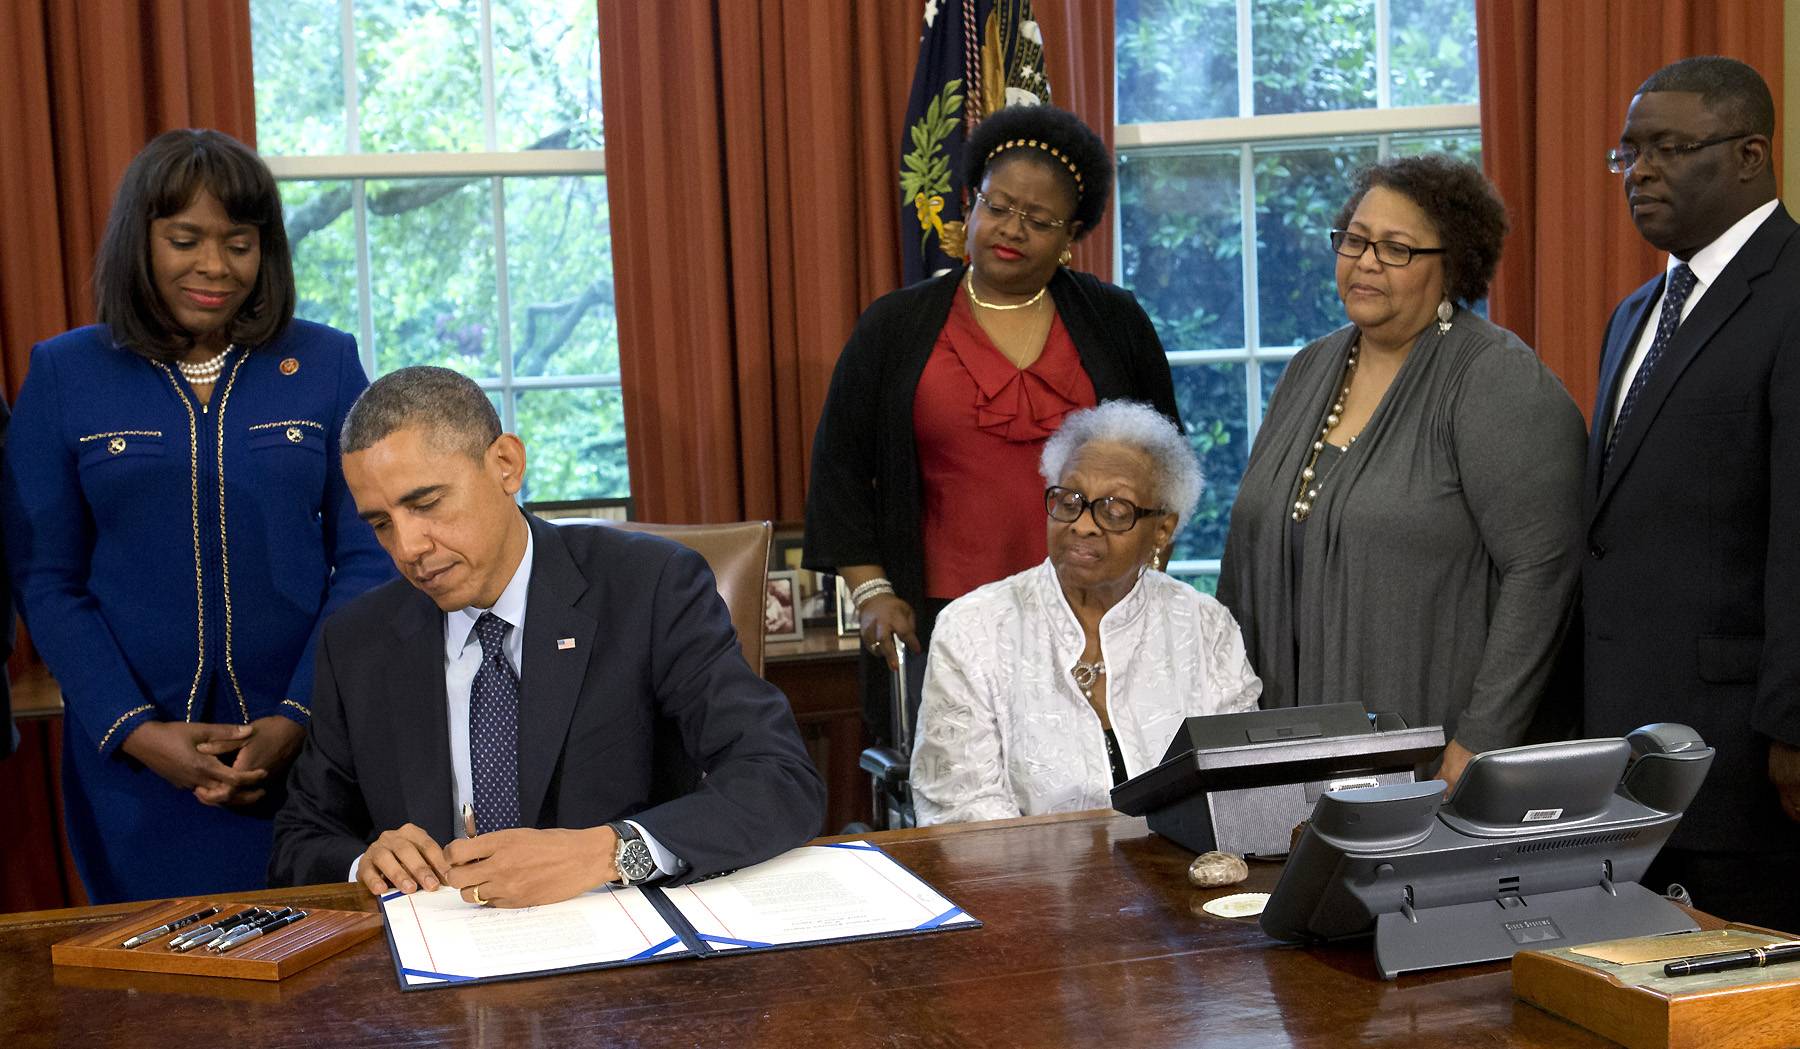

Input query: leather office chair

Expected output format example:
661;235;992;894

551;517;773;676
552;517;771;808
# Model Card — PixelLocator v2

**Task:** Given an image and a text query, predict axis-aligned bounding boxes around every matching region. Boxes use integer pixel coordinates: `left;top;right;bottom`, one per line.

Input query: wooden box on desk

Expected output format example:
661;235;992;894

1512;925;1800;1049
51;898;382;982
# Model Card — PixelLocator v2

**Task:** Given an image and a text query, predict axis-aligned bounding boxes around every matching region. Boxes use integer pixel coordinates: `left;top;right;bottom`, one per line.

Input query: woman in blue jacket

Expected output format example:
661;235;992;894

2;129;393;903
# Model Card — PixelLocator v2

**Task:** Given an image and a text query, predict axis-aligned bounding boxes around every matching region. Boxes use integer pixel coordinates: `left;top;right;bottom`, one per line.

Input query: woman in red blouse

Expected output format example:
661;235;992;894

805;105;1180;745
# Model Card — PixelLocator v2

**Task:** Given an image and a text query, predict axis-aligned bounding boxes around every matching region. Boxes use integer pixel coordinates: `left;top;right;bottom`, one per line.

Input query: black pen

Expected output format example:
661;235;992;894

170;907;264;950
208;907;296;953
214;910;307;953
204;907;289;952
1664;940;1800;977
120;905;219;949
173;907;266;951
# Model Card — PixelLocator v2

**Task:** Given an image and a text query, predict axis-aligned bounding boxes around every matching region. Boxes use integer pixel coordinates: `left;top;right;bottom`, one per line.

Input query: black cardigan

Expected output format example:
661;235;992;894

802;265;1182;616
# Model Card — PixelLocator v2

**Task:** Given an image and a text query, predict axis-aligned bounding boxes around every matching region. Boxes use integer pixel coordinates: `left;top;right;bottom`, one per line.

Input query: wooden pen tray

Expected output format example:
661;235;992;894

1513;924;1800;1049
52;898;384;982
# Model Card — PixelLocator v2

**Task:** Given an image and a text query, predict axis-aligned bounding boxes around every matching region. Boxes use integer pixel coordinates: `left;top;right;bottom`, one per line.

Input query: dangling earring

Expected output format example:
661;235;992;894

1059;247;1073;267
1151;550;1163;572
1436;298;1455;334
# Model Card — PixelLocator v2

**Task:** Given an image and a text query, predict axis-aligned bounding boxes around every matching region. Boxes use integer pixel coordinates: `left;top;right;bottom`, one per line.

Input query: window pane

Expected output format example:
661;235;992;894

1391;129;1482;163
1251;0;1376;115
355;0;484;152
1169;568;1220;595
283;180;359;335
1116;0;1238;123
1118;149;1244;352
516;387;630;502
1390;0;1480;106
366;178;497;375
1254;139;1378;348
492;0;603;151
504;176;617;377
251;0;346;156
1171;363;1248;565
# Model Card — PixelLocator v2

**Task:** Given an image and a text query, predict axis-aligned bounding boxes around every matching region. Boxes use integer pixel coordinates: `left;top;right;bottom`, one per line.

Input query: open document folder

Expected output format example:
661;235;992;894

381;840;979;989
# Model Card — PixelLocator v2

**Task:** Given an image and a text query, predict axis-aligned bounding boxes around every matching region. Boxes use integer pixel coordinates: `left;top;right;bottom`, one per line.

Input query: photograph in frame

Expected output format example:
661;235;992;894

765;569;805;643
835;575;860;638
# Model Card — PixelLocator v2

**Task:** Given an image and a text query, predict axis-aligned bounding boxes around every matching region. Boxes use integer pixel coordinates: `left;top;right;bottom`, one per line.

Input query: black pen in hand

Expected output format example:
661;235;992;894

1664;940;1800;977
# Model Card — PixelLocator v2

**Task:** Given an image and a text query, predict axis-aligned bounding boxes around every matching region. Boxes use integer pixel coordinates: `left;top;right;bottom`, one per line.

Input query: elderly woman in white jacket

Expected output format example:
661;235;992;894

911;400;1262;825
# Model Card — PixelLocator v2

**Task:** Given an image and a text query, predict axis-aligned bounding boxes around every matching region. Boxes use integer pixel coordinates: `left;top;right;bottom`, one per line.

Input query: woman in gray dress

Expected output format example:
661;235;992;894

1217;154;1584;788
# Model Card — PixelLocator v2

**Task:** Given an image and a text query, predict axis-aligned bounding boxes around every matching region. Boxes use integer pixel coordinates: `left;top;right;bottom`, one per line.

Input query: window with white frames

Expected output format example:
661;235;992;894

1115;0;1480;591
250;0;625;505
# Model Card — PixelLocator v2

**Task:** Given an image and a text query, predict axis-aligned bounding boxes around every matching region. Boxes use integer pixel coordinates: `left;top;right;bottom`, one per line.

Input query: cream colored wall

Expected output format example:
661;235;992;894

1788;0;1798;202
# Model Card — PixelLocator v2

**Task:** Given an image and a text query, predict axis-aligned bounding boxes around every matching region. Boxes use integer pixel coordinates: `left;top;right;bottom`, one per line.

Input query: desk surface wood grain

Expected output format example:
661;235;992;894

0;812;1617;1049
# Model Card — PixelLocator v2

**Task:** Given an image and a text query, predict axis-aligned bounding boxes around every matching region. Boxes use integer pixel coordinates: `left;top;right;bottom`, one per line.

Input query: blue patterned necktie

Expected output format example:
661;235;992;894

1605;263;1697;473
469;612;522;832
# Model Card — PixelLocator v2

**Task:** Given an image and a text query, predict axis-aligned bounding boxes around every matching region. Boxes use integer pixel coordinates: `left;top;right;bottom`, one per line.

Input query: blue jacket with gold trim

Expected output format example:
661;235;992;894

2;320;395;757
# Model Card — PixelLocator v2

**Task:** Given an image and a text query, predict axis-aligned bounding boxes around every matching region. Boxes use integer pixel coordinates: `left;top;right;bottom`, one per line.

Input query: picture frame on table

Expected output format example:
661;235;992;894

835;576;860;638
774;537;837;627
773;536;807;575
764;569;805;643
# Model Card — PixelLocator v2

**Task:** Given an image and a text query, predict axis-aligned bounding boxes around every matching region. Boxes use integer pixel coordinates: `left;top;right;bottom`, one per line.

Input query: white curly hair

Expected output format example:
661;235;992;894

1038;400;1202;530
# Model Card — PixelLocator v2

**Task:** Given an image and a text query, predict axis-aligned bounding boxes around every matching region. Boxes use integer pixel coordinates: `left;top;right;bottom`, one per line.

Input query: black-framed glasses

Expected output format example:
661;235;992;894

1606;133;1751;174
1329;229;1447;267
973;191;1068;235
1045;486;1167;533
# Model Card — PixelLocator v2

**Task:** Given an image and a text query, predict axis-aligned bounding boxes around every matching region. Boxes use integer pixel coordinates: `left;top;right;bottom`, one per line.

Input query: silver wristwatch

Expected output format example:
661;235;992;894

608;821;657;886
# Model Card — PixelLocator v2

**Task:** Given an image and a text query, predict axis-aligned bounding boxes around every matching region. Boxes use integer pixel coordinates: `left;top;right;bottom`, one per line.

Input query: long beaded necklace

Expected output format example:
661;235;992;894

966;270;1047;311
176;344;236;386
1290;343;1361;522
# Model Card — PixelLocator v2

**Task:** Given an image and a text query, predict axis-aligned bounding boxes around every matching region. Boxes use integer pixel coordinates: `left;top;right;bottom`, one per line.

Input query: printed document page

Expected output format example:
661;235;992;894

662;841;975;951
383;884;689;986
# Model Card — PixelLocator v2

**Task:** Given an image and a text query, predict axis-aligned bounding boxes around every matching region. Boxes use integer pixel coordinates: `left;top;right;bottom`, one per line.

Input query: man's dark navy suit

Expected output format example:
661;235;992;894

270;514;824;886
1582;205;1800;921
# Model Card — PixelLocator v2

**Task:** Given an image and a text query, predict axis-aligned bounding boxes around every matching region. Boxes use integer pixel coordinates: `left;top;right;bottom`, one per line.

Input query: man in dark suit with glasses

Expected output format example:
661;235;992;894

1583;55;1800;931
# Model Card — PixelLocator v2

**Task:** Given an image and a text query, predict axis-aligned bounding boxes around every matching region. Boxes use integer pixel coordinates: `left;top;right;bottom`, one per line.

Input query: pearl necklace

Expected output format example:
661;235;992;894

1291;344;1361;521
177;344;235;385
966;270;1047;311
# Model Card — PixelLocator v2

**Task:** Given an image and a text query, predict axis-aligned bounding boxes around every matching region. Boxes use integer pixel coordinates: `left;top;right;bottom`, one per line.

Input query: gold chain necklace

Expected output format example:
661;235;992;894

1291;343;1361;521
966;270;1047;311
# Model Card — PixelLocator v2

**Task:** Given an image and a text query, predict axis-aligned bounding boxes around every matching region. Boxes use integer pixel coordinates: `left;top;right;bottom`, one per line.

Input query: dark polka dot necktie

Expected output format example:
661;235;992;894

1605;263;1697;474
470;612;522;832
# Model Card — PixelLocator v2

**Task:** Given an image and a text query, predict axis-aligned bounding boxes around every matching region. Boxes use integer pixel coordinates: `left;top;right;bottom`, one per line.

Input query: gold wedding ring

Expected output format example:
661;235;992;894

471;886;488;906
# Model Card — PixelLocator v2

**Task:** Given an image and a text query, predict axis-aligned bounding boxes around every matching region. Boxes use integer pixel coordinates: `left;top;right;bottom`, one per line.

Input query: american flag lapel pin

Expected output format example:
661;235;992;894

557;637;576;651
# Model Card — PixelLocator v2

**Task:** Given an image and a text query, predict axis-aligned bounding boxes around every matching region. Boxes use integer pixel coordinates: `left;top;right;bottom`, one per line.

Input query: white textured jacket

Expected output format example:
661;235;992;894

911;559;1262;825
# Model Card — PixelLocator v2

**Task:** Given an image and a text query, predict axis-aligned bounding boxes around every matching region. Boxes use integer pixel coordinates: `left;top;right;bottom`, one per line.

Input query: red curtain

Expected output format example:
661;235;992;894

1037;1;1117;282
1476;0;1785;419
0;0;256;400
599;0;1118;524
0;0;257;912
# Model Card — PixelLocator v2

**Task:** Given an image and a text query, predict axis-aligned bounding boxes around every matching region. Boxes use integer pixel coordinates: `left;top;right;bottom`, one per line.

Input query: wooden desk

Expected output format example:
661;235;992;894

1;644;872;914
0;812;1613;1048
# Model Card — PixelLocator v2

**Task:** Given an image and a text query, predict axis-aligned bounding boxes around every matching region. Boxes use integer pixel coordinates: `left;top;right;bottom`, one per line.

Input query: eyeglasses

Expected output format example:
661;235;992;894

1045;486;1167;533
1329;229;1447;267
973;191;1068;235
1606;133;1751;174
